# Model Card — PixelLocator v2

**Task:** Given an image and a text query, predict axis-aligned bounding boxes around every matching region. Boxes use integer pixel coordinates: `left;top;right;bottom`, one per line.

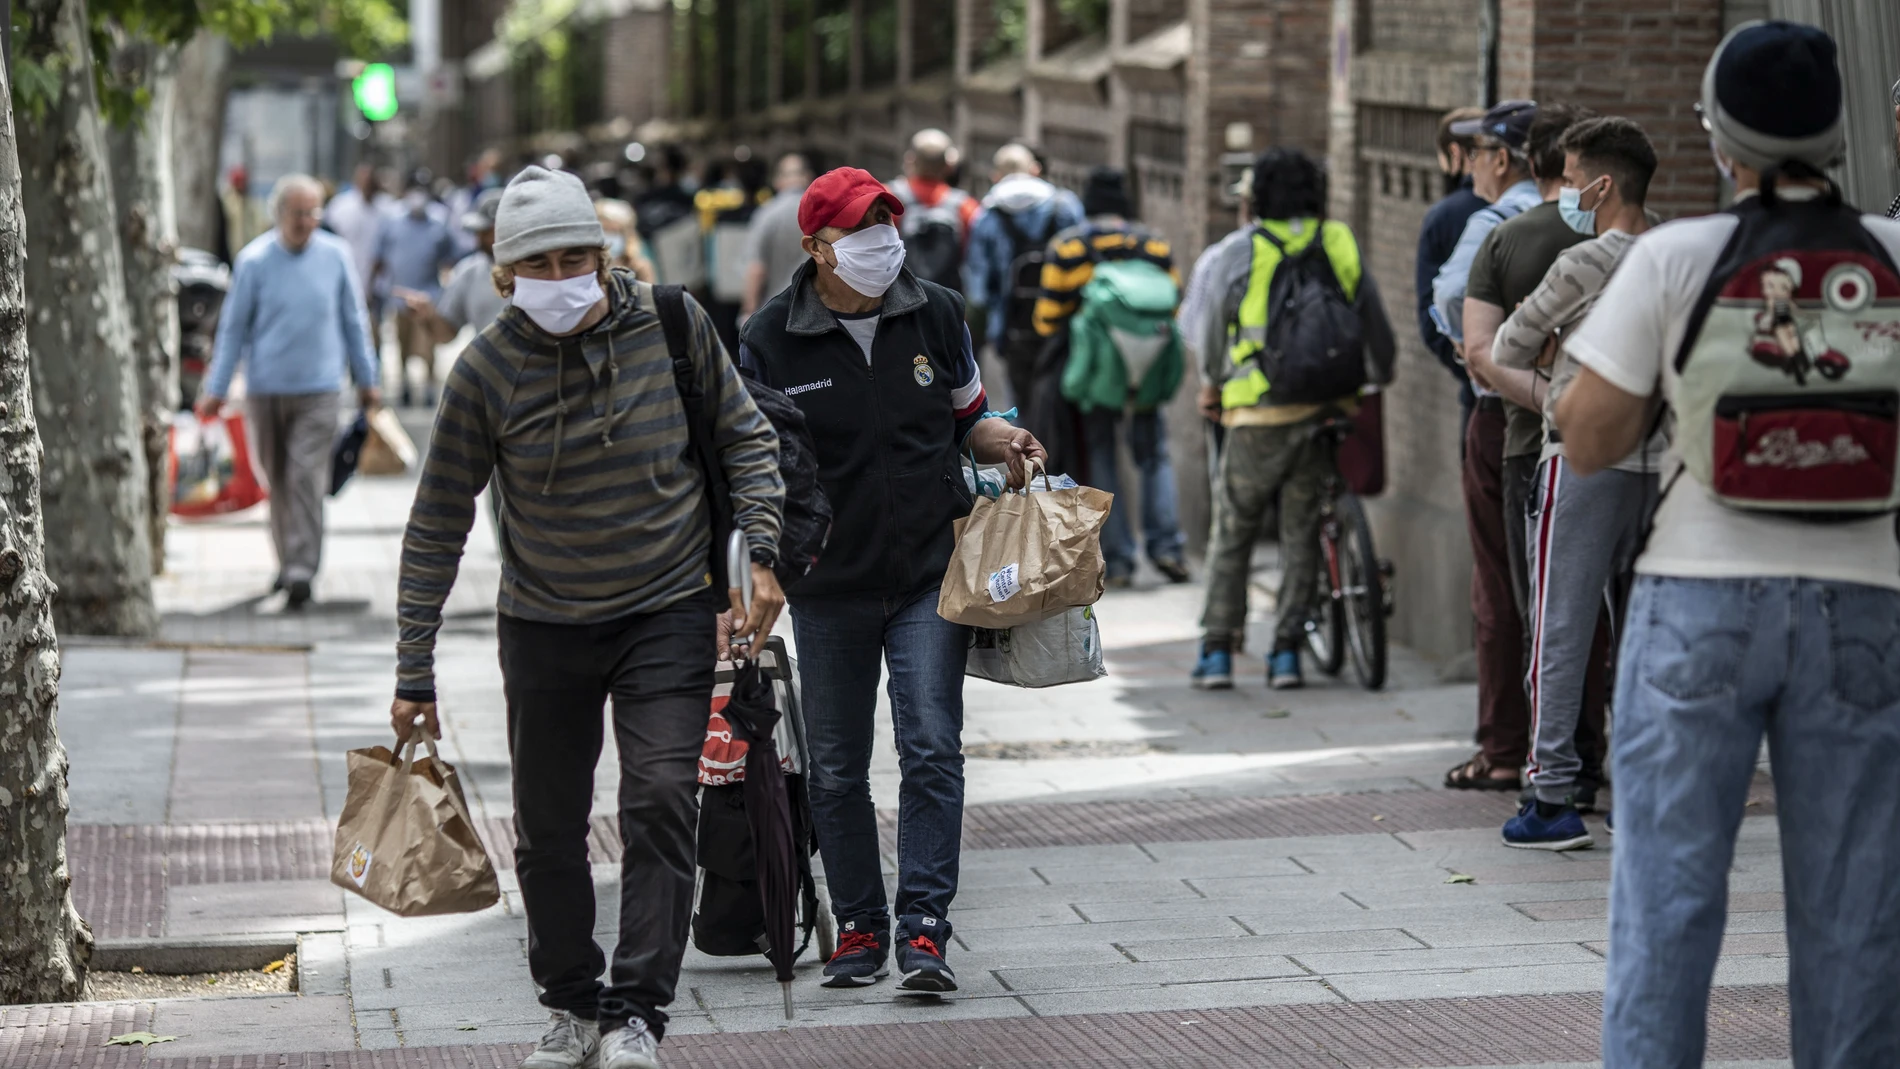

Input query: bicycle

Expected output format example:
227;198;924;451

1302;416;1395;690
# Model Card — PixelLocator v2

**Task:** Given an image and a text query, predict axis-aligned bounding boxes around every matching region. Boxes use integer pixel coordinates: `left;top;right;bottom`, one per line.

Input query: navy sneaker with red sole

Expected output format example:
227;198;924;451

895;915;957;995
821;918;889;988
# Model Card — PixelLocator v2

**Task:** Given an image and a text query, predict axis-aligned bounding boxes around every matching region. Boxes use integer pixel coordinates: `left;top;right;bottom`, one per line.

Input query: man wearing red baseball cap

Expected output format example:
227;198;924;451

739;167;1046;996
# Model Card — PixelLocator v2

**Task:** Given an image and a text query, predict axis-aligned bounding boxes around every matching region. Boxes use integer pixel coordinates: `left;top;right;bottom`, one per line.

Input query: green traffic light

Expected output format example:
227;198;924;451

353;63;398;122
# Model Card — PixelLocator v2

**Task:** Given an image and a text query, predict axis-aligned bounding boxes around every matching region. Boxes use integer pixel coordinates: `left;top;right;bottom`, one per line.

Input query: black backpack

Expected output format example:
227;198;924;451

900;193;970;290
655;284;833;592
1251;226;1367;405
995;209;1055;357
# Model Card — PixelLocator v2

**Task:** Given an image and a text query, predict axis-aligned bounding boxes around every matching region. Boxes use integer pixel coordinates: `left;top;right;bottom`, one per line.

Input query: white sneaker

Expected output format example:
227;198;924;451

521;1010;600;1069
599;1019;661;1069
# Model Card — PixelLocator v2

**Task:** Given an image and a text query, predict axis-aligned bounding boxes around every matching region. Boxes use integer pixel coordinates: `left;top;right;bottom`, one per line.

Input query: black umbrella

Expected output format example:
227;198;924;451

722;534;801;1019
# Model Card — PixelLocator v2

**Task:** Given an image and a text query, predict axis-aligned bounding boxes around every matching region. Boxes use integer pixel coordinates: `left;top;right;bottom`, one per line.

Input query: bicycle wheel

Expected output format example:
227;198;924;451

1304;528;1345;676
1335;493;1388;690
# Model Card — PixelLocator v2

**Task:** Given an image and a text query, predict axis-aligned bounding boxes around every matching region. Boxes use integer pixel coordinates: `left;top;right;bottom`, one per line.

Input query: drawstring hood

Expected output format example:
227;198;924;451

543;342;573;494
539;330;623;494
519;270;644;495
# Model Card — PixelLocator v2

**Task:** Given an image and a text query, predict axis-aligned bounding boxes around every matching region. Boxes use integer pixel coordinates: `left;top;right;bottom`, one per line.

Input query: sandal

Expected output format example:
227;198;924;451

1444;753;1521;791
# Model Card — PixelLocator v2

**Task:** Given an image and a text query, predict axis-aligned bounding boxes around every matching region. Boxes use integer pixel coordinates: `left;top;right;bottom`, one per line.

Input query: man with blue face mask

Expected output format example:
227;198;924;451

1489;116;1663;850
738;167;1047;997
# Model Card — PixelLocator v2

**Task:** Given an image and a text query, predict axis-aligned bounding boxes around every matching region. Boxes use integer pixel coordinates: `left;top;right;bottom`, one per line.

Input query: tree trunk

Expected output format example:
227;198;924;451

0;46;93;1006
106;41;182;575
15;0;158;637
170;31;228;258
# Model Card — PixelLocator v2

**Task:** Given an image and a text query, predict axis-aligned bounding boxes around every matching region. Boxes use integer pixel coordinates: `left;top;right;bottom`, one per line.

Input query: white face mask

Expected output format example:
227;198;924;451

825;224;906;298
511;272;605;335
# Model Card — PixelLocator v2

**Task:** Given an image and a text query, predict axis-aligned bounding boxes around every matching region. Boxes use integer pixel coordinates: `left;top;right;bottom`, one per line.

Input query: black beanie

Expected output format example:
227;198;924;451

1081;167;1132;218
1702;20;1844;171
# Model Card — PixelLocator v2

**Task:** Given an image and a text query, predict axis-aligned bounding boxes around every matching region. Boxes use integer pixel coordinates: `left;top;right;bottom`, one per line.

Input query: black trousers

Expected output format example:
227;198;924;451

500;591;717;1039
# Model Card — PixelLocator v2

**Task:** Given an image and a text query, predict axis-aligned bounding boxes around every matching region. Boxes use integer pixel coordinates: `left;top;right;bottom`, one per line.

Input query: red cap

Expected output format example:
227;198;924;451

798;167;905;236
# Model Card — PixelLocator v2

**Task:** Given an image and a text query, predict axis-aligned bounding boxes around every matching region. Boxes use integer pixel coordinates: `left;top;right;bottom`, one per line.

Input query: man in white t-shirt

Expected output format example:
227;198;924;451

1557;21;1900;1067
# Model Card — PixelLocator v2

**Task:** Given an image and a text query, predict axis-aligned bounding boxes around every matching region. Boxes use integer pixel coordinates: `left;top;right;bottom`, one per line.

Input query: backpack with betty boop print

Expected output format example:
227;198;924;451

1671;183;1900;518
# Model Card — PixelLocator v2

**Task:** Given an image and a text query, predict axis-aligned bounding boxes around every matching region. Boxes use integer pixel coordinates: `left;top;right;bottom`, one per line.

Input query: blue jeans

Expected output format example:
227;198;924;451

1084;407;1186;578
1604;576;1900;1068
791;587;969;935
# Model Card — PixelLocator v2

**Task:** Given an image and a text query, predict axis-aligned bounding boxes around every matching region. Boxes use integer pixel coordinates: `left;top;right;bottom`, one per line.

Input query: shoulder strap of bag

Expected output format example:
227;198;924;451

655;283;734;588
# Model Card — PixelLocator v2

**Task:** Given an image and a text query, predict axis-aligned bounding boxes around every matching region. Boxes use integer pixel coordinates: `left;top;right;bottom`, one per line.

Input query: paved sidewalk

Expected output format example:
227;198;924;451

14;406;1796;1068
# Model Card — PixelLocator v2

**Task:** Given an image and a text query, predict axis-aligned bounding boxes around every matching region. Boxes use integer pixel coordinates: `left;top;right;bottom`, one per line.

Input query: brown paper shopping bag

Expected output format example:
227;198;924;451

938;464;1113;630
358;406;418;476
330;734;500;917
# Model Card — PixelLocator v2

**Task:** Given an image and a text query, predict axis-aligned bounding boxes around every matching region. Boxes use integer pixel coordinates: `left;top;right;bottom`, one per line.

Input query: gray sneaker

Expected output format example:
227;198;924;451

599;1019;661;1069
522;1010;599;1069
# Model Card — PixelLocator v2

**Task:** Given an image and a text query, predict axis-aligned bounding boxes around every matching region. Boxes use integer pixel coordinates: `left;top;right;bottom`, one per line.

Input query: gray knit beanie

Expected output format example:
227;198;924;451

1700;20;1845;173
492;166;606;264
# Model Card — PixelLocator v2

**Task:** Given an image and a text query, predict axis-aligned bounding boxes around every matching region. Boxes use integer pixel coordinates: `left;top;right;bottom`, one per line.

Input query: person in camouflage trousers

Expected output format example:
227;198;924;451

1199;423;1331;666
1188;150;1395;691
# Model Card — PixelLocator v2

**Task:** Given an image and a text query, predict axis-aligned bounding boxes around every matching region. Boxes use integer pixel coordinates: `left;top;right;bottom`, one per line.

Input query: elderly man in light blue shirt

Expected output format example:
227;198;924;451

197;173;380;609
1431;102;1541;347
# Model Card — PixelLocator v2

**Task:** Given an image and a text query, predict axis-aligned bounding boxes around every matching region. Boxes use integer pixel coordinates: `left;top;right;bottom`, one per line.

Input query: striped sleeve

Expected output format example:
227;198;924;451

1033;235;1094;337
394;342;502;702
693;296;785;556
950;322;990;443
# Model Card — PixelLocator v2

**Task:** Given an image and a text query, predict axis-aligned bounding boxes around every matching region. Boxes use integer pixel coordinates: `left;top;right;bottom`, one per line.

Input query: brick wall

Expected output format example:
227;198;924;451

1497;0;1723;219
1368;0;1477;56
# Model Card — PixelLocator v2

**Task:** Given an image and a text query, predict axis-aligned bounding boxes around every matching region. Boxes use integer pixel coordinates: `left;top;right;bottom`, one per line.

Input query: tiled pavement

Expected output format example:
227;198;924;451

29;404;1797;1068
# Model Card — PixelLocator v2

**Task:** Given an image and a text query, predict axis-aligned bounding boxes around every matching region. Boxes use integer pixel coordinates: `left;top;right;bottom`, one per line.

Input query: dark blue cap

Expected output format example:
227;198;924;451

1450;100;1538;150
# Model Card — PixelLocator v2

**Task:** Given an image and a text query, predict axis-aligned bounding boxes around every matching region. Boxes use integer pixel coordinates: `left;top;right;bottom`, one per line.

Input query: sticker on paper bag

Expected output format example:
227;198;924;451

987;563;1021;603
346;843;373;887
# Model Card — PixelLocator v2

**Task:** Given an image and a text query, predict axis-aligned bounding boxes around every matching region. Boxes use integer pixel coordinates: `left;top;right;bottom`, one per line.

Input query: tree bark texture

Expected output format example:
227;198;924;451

106;40;182;575
169;31;228;257
16;0;158;637
0;53;93;1005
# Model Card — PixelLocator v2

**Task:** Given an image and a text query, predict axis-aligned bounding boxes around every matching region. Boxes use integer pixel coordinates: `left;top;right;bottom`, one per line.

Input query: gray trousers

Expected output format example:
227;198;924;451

1524;456;1655;802
247;392;340;584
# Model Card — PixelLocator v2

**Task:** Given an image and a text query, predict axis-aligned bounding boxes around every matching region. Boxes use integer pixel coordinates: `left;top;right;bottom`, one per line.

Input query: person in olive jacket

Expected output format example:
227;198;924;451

738;167;1045;996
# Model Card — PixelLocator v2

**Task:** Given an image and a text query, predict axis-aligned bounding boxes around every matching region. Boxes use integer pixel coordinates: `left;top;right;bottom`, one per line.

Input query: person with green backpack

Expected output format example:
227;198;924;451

1051;168;1191;586
1061;245;1189;587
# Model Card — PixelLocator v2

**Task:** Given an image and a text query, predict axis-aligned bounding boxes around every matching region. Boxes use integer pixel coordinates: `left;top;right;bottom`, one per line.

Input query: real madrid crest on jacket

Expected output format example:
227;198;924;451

1671;185;1900;516
739;260;989;599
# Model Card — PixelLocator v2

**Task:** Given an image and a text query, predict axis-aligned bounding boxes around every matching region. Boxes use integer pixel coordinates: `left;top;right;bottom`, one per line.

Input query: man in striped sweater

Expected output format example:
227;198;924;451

389;166;784;1069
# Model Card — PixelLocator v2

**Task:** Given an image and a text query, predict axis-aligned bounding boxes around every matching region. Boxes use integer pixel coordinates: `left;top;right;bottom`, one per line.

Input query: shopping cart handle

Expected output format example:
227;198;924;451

726;529;752;615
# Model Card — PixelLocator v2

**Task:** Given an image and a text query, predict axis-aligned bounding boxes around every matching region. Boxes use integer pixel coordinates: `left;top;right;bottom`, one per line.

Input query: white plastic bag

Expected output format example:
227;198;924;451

965;605;1106;688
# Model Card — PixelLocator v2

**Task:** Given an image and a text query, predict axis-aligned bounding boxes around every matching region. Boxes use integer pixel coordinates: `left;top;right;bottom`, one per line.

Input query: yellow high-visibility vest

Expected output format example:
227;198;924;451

1221;218;1363;410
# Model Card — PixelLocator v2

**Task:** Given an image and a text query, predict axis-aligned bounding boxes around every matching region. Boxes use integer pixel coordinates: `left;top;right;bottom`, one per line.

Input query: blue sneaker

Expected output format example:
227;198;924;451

1268;649;1303;690
821;917;889;988
1502;800;1594;851
895;915;957;995
1606;809;1614;836
1190;644;1234;690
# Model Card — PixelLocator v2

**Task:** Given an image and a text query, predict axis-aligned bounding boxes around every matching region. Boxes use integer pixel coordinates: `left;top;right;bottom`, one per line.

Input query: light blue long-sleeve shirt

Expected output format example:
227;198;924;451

206;230;379;400
1430;179;1540;344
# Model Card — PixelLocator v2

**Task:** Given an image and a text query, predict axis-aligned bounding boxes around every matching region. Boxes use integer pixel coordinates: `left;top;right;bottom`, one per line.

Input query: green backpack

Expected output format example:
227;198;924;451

1061;258;1183;413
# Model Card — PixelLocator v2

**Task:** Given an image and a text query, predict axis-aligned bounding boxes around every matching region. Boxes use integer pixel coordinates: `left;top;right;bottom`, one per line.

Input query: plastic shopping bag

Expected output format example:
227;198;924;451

965;605;1107;688
938;463;1112;629
169;411;267;518
330;734;500;917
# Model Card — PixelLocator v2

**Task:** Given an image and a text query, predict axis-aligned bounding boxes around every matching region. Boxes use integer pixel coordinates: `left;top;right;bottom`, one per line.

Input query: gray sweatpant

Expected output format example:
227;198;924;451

1524;456;1656;803
247;391;341;585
